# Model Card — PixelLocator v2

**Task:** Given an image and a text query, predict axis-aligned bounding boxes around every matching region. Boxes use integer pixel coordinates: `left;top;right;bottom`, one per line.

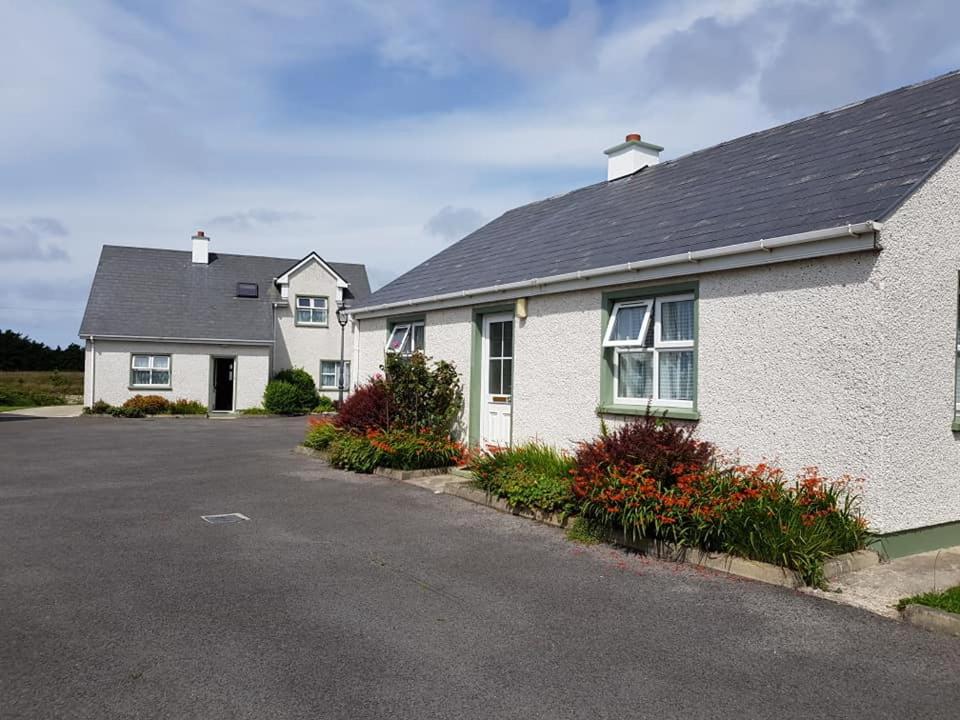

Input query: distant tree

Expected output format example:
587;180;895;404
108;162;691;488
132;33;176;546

0;330;84;371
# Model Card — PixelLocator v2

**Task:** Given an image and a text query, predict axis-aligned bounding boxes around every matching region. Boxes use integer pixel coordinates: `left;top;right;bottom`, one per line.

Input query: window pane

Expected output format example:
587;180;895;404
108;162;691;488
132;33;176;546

618;352;653;398
489;322;503;358
502;321;513;357
315;297;327;309
611;304;647;342
132;369;151;385
152;370;170;386
312;309;327;324
502;358;513;396
321;361;336;386
412;324;425;352
387;325;408;352
342;361;351;389
297;309;312;323
297;297;310;307
488;359;502;395
659;351;694;401
132;355;149;368
661;299;694;342
153;356;170;369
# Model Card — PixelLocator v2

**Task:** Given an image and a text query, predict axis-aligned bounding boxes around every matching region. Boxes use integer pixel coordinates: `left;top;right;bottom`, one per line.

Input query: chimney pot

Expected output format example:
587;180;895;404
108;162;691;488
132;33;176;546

625;133;642;142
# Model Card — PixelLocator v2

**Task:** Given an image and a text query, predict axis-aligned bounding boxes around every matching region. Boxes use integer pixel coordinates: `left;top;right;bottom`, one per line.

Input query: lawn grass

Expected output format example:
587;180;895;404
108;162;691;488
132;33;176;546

897;585;960;614
0;370;83;406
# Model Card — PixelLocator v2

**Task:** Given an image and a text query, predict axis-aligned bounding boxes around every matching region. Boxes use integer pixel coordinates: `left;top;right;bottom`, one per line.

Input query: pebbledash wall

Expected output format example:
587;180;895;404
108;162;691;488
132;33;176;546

275;259;356;399
83;340;270;410
355;151;960;540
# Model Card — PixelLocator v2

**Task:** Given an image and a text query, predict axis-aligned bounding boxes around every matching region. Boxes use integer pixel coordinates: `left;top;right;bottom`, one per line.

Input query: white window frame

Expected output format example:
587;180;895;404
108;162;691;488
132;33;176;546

130;354;171;388
607;293;695;409
320;360;351;390
603;300;652;348
385;320;425;356
295;295;329;326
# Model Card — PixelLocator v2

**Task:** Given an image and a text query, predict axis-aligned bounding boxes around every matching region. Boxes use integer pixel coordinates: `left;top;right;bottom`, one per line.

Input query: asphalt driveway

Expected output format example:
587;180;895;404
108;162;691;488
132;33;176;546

2;415;959;719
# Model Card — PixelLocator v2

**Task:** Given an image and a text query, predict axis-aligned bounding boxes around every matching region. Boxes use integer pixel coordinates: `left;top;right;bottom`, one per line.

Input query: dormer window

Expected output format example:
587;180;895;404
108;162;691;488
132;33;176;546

236;282;258;298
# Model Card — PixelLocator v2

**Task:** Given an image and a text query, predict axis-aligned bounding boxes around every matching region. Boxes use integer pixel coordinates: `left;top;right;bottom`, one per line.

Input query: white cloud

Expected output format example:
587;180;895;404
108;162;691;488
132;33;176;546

0;0;957;345
0;218;69;261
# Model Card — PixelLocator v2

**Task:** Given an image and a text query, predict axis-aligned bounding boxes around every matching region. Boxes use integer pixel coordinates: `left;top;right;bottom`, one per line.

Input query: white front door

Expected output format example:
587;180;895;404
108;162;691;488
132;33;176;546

480;312;513;448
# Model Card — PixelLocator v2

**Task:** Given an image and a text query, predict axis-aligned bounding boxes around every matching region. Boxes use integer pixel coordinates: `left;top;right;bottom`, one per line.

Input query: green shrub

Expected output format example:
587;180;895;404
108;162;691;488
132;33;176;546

109;405;145;418
263;380;305;414
304;419;341;450
384;353;463;435
328;433;384;473
169;398;207;415
371;429;465;470
123;395;170;415
85;400;113;415
469;443;576;515
313;396;336;413
273;367;319;413
239;407;271;415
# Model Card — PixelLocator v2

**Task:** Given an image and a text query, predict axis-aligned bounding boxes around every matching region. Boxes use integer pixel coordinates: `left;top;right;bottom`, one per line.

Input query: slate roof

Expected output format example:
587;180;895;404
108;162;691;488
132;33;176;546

80;246;371;342
355;70;960;311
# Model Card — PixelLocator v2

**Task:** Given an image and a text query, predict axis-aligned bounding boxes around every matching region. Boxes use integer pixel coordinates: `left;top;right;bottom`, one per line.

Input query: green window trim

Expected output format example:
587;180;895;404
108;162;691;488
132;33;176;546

599;281;699;420
294;295;330;327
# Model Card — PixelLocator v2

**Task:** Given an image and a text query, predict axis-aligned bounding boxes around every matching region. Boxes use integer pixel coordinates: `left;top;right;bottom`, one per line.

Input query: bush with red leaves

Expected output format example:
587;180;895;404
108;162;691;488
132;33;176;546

334;375;393;433
574;413;714;490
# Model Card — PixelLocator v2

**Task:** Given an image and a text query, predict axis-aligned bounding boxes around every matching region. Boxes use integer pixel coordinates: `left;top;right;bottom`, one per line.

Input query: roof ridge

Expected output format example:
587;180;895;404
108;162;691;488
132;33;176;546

659;68;960;169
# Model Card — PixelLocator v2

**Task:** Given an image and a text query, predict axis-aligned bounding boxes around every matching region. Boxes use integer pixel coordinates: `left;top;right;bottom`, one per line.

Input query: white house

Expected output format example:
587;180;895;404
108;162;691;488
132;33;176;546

350;70;960;557
79;233;369;412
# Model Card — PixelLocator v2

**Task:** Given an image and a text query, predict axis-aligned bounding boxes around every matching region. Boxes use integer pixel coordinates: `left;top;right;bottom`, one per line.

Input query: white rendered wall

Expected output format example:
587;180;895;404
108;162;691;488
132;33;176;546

83;339;270;410
275;259;355;398
872;150;960;533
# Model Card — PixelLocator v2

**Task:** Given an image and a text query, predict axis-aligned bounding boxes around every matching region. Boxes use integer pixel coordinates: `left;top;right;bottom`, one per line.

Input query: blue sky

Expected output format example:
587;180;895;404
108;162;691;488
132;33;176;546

2;0;959;347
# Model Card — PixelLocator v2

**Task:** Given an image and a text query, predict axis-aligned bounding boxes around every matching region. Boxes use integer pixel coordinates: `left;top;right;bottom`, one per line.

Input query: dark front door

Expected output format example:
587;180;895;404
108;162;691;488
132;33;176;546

213;358;234;411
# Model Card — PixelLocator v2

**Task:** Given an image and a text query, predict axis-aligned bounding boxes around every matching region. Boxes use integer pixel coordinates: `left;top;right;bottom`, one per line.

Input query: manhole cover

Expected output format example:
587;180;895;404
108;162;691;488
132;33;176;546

201;513;249;524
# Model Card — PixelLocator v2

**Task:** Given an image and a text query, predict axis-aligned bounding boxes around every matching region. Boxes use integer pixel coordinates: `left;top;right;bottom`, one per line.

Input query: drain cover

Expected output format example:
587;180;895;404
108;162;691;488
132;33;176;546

201;513;249;524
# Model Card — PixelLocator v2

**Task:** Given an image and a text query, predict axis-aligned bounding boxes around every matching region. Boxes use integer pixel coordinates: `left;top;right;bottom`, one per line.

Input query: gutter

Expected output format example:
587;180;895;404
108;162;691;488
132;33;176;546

79;334;274;346
351;221;882;318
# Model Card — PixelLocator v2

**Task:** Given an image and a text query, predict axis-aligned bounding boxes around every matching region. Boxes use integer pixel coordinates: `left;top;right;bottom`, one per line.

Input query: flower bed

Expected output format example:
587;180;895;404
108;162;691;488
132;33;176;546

465;415;869;587
302;352;467;474
84;396;207;418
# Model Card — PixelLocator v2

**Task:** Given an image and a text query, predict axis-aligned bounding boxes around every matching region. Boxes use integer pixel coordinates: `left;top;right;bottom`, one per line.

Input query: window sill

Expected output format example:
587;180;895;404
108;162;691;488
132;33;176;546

598;403;700;421
128;386;172;391
294;323;329;328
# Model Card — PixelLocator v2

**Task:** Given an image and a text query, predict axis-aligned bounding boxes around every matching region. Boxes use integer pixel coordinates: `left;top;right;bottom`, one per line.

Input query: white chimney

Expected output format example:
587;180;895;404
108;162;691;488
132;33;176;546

604;133;663;181
191;230;209;264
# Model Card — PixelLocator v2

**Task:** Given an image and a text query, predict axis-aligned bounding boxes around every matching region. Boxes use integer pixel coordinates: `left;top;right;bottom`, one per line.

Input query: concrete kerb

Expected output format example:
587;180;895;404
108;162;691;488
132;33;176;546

294;445;330;461
373;467;457;482
440;479;877;590
901;604;960;638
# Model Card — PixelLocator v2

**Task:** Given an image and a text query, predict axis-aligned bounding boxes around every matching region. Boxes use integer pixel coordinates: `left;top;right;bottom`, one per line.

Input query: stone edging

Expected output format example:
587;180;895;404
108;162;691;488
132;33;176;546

293;447;451;481
373;466;455;482
294;445;330;461
901;603;960;637
441;479;876;589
